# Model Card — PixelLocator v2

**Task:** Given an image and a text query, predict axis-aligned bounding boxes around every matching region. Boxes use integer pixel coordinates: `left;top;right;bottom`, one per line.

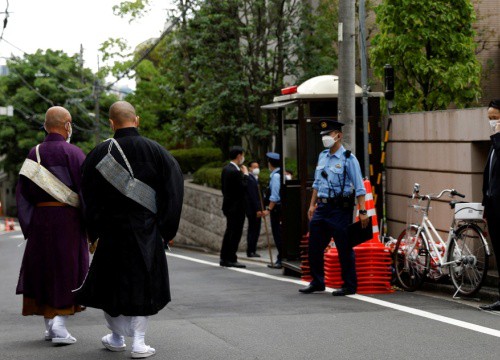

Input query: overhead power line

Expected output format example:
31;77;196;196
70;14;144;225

10;67;55;106
106;16;180;90
0;0;10;42
0;37;24;53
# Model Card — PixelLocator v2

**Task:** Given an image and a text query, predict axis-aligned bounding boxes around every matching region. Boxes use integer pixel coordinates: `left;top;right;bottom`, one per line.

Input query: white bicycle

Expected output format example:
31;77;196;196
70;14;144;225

394;183;490;297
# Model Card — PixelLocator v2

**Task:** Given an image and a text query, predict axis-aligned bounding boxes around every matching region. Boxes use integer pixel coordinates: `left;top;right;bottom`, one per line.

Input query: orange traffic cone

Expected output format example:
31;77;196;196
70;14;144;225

355;179;380;243
325;179;393;294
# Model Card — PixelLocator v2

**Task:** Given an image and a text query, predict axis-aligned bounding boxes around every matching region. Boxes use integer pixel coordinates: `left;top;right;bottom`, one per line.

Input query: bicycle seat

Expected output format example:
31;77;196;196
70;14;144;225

449;200;467;209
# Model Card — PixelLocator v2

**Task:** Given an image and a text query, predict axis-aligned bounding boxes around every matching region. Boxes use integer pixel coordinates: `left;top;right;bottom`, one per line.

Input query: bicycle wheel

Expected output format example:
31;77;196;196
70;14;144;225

448;223;489;296
394;225;429;291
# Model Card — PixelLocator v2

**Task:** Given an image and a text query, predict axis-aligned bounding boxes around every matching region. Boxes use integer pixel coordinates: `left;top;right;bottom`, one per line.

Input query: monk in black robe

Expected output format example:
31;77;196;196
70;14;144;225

76;101;183;358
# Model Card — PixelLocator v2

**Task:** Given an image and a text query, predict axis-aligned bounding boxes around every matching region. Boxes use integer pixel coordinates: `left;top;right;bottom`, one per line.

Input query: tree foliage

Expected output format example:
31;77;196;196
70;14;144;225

0;50;117;172
111;0;340;159
370;0;482;112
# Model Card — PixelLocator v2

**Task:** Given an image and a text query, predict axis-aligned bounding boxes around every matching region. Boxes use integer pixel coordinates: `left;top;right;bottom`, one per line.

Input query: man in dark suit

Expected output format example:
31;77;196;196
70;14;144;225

480;99;500;311
220;146;249;268
245;161;262;257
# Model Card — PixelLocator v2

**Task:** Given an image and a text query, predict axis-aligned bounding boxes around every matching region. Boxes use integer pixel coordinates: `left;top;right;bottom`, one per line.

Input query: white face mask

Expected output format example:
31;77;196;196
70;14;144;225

285;174;292;181
489;120;499;134
322;134;339;148
66;122;73;143
239;156;245;165
252;168;260;176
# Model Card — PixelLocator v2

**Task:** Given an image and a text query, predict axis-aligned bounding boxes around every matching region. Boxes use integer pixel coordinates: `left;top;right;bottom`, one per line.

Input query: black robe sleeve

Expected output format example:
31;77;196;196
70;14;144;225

81;147;104;244
157;146;184;241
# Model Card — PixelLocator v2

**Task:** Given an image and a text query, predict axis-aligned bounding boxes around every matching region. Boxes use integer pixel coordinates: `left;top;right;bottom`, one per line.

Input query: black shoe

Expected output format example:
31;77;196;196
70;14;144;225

221;261;246;268
267;261;282;269
247;253;261;258
299;284;325;294
331;288;356;296
479;301;500;311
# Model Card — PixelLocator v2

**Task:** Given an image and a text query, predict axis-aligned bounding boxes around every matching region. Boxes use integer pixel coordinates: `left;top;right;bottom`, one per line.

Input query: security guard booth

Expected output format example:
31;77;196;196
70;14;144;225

261;75;383;276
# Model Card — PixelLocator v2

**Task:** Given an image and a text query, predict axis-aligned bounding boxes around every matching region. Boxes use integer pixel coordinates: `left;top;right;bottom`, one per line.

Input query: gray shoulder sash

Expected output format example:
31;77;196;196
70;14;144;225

96;138;157;214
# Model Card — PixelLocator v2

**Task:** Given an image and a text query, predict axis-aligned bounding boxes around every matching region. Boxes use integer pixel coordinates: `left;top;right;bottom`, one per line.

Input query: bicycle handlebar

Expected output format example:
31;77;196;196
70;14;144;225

409;184;466;201
451;190;466;198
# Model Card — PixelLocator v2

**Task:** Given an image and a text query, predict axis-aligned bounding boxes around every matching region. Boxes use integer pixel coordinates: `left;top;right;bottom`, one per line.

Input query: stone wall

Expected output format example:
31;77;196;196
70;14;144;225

174;180;269;252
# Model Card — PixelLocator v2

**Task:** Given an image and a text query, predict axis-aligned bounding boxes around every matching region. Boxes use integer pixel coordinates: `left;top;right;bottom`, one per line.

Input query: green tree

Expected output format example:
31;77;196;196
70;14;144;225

111;0;340;158
0;50;117;172
370;0;481;112
293;0;339;84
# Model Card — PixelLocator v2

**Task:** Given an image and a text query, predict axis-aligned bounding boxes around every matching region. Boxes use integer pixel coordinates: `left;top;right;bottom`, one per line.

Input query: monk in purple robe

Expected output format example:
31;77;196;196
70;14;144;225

16;106;88;345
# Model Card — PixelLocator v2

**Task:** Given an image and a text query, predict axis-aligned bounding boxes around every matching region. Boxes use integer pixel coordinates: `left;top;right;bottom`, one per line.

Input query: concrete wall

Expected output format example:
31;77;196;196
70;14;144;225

0;170;17;217
175;180;270;253
386;107;491;255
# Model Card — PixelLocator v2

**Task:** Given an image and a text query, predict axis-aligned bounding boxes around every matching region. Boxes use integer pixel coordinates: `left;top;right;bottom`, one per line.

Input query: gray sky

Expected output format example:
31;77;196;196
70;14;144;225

0;0;173;84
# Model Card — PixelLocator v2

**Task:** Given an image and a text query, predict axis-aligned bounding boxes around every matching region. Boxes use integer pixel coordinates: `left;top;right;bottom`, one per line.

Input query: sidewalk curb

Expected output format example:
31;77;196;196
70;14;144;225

172;243;499;301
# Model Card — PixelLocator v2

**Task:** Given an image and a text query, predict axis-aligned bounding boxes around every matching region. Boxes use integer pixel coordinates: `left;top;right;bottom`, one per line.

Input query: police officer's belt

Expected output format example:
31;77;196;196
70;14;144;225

317;195;354;209
96;138;157;214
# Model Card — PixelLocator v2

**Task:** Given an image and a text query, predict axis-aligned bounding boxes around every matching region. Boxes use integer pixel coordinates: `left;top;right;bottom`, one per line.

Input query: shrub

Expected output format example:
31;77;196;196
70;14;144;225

193;166;223;189
193;165;273;191
169;148;223;174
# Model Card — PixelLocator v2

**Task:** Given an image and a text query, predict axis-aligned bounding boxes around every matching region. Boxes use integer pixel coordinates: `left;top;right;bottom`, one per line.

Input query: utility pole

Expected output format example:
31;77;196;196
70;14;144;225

359;0;369;177
93;78;101;145
79;44;84;84
338;0;356;151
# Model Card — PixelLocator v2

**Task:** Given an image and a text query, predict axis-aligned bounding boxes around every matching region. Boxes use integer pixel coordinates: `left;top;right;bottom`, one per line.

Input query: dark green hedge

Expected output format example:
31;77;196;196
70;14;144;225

193;166;223;189
193;165;272;190
169;148;223;174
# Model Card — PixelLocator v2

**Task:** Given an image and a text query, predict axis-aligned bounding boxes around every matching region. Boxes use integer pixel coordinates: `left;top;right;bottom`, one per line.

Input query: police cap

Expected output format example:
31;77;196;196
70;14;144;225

266;152;280;161
319;119;345;135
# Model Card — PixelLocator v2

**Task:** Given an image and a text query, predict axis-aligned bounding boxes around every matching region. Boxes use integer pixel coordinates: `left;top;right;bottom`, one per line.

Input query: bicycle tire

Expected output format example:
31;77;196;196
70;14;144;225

448;223;489;296
394;225;429;291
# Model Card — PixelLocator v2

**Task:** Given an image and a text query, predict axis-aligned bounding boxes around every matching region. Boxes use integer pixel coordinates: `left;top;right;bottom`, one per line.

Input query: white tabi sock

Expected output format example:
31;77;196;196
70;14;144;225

51;315;70;338
44;318;54;332
44;318;54;339
132;331;147;352
111;332;125;346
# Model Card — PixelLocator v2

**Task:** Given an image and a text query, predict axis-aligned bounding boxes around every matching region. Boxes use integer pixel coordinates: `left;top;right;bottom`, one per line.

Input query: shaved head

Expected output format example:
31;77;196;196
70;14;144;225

44;106;71;131
109;101;137;127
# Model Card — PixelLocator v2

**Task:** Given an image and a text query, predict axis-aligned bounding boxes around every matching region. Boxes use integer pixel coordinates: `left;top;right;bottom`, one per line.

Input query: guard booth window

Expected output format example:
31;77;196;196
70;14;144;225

304;101;339;181
305;119;325;180
283;105;299;182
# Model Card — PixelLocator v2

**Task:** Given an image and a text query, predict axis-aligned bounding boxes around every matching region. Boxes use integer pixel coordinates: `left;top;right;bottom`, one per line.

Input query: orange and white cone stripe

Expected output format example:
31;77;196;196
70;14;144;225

355;179;380;242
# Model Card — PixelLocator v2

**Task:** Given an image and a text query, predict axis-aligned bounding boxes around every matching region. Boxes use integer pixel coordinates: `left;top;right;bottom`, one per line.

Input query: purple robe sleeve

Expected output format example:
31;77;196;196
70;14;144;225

16;177;34;239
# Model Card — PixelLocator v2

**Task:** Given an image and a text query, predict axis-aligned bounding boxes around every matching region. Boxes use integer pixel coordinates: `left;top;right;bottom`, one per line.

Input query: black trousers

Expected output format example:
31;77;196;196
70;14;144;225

485;197;500;297
308;203;356;290
246;211;261;255
220;206;246;263
270;206;282;262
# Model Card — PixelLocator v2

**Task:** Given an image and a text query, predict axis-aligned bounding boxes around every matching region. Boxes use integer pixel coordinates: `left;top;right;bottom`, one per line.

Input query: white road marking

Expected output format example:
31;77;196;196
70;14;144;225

166;252;500;338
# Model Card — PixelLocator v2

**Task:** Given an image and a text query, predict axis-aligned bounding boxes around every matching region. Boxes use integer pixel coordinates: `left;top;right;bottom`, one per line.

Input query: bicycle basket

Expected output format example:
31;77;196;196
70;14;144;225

454;202;484;220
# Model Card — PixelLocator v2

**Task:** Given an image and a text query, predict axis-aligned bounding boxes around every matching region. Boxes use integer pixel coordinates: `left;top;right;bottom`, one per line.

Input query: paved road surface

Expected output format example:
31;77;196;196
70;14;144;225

1;230;500;359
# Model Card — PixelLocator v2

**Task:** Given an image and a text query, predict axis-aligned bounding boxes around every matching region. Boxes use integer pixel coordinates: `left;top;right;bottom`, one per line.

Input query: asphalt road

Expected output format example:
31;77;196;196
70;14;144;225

1;230;500;360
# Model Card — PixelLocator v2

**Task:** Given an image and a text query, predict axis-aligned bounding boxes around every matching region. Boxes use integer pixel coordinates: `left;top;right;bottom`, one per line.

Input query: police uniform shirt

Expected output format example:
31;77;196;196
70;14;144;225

312;145;366;198
269;167;281;203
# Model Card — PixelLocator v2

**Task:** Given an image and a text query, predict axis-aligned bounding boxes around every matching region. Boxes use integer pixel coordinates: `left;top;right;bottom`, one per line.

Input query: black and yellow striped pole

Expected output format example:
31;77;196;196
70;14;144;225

378;117;392;237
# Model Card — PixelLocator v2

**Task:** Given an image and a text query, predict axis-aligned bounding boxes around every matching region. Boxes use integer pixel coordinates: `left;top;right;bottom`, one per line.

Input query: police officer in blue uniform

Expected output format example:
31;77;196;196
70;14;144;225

299;120;370;296
263;152;283;269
